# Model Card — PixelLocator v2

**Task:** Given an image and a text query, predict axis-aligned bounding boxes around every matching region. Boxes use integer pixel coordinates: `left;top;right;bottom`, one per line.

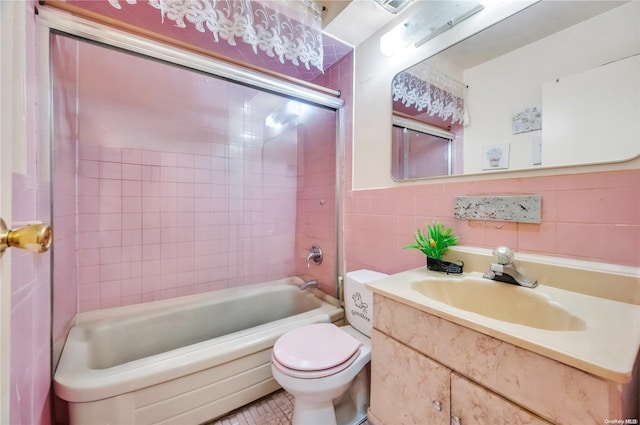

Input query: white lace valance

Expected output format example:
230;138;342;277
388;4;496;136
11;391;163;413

108;0;324;72
392;63;467;125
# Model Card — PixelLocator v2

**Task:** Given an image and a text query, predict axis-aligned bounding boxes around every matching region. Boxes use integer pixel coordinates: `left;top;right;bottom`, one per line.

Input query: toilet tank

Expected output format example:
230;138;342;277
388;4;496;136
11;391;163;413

344;270;389;337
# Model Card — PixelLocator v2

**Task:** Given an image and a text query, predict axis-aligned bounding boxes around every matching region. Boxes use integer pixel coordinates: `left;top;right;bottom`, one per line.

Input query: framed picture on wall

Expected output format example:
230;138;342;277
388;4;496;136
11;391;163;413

512;106;542;134
482;143;510;170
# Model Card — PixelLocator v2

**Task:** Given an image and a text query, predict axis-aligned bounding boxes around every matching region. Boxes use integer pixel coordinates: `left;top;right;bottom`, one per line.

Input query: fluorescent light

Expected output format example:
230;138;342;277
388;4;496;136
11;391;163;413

414;2;484;48
380;19;418;56
380;1;484;56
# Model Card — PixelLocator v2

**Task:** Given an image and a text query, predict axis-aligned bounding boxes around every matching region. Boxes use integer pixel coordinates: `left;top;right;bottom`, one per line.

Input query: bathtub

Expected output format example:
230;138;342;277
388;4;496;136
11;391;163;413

54;277;343;425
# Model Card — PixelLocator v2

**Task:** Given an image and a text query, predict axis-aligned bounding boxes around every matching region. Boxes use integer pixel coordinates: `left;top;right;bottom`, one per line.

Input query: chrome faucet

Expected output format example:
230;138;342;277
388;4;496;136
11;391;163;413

299;279;319;290
483;246;538;288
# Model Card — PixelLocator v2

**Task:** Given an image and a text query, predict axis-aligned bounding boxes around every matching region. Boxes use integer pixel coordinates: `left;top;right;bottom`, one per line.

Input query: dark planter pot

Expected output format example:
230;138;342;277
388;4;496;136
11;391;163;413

426;257;464;274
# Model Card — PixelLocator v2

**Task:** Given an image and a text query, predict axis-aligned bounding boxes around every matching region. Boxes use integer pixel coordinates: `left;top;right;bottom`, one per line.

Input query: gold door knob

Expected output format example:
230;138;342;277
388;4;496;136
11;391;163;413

0;218;52;255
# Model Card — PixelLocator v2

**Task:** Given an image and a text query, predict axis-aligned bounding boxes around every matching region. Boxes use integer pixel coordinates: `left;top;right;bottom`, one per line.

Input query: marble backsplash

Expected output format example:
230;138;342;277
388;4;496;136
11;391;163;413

454;195;542;223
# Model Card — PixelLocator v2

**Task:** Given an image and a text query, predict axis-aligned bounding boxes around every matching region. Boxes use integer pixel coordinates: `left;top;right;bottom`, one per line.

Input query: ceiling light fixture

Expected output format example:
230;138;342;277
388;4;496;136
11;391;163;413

380;1;484;56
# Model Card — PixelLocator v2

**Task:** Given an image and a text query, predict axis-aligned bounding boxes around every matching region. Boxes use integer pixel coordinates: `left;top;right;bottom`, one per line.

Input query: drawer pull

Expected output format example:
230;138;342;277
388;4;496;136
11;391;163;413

432;400;442;411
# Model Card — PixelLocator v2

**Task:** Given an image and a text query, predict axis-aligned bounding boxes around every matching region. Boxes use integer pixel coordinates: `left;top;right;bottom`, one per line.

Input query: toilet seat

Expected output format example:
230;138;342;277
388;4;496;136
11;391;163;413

272;323;363;378
272;349;361;379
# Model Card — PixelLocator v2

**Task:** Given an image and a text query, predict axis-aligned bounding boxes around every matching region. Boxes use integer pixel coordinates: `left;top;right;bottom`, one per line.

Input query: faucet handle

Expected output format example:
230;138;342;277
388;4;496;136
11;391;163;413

493;246;514;265
306;245;323;268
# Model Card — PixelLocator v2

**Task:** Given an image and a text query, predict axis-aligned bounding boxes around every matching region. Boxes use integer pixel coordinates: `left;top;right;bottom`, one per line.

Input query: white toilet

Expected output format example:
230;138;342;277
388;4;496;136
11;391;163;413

271;270;388;425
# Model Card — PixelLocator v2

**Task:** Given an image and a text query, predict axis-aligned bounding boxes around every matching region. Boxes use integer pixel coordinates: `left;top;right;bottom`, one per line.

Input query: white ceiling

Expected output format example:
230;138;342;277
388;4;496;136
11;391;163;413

322;0;400;46
321;0;627;57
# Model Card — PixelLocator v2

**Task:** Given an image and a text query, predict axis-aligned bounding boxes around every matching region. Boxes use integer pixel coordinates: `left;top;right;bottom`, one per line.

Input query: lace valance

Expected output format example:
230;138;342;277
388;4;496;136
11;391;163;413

107;0;324;72
392;63;467;125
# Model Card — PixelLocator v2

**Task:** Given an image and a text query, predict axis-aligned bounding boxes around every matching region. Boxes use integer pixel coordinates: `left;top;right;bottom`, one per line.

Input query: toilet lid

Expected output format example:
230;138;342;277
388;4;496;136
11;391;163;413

273;323;363;371
272;349;361;379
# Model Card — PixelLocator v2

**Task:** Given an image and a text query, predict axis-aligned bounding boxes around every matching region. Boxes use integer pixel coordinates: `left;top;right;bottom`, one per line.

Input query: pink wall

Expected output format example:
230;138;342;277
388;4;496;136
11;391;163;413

59;38;313;311
294;108;338;293
297;52;354;294
51;34;353;312
344;169;640;274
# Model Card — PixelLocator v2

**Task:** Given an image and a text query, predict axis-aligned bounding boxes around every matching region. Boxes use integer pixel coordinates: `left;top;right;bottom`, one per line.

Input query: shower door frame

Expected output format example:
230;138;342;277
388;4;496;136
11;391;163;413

36;5;346;301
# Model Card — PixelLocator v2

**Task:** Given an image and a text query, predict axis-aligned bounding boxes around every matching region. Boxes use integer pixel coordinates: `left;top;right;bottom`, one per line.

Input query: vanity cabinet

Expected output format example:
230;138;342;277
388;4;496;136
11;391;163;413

450;373;550;425
370;329;549;425
369;294;637;424
370;330;451;424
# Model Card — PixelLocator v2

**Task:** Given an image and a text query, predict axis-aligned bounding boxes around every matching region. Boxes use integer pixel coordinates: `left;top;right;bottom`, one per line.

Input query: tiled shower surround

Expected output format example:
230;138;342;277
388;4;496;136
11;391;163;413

52;35;339;314
75;144;297;310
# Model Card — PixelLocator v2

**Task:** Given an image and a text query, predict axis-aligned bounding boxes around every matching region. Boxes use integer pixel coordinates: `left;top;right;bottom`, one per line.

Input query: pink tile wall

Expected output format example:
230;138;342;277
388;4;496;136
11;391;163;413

75;141;298;311
53;37;308;312
10;2;53;424
51;26;353;313
344;169;640;274
294;109;338;293
294;52;353;295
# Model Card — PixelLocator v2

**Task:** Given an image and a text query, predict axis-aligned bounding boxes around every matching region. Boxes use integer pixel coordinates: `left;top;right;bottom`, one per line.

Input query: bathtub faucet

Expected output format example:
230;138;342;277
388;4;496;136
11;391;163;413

299;279;319;291
306;245;323;268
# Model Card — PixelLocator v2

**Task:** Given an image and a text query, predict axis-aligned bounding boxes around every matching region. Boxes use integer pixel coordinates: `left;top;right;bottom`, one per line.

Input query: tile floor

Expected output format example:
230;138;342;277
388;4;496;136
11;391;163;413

205;390;294;425
205;390;370;425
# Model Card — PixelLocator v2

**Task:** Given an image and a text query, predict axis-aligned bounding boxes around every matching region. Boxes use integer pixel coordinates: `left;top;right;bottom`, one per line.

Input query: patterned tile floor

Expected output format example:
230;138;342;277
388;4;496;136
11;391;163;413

205;390;294;425
205;390;370;425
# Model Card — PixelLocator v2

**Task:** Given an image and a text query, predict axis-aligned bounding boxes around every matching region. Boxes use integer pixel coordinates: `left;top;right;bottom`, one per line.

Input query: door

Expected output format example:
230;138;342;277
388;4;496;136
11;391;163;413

1;2;31;422
0;2;15;422
0;2;15;423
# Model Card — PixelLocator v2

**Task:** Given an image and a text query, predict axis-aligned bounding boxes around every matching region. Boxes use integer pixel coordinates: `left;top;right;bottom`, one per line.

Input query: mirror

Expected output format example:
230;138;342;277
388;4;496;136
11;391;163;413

391;1;640;180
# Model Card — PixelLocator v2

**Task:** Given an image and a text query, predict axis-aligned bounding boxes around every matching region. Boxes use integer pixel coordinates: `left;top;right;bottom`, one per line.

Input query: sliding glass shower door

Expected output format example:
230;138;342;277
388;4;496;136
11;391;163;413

50;33;340;364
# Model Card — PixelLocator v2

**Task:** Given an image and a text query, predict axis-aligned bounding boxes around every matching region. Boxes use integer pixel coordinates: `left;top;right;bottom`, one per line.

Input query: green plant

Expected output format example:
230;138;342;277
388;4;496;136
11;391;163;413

403;223;459;260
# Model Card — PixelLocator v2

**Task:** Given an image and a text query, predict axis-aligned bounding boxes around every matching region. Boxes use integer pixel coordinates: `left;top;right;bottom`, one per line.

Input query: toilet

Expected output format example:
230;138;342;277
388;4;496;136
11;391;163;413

271;270;388;425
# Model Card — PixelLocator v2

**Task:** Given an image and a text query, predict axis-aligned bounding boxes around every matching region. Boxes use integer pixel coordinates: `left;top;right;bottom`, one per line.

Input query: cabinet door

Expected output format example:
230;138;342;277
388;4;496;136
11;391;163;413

370;329;451;425
451;373;551;425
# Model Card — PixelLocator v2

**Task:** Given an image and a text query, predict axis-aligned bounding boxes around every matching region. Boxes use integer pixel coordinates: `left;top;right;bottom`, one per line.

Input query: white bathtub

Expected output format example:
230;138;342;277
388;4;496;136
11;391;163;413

54;277;343;425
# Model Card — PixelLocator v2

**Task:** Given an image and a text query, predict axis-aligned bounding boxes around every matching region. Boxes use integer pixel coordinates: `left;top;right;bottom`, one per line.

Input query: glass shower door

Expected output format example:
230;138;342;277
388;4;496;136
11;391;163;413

50;33;339;364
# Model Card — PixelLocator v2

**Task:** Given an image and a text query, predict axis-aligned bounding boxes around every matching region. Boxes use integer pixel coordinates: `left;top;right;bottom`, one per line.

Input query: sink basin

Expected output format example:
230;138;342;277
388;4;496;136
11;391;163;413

411;278;586;331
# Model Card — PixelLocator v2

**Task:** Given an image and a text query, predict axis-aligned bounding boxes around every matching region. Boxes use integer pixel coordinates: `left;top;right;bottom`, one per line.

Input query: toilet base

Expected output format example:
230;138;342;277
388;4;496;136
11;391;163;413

289;365;370;425
292;398;340;425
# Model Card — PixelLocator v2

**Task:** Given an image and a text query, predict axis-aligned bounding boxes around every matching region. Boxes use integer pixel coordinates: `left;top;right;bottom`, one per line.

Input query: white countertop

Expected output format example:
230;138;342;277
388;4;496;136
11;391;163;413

367;267;640;384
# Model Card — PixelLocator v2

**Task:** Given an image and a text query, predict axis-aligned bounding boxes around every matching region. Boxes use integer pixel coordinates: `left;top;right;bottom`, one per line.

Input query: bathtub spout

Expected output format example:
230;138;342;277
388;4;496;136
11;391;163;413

300;279;319;290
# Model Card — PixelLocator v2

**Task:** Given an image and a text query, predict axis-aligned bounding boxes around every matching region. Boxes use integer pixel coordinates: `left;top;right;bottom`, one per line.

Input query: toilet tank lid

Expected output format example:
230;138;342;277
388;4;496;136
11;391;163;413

346;269;389;283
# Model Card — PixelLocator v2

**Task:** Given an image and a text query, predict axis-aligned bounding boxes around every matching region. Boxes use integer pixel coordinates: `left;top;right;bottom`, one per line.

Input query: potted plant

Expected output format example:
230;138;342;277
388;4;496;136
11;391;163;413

403;223;463;274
